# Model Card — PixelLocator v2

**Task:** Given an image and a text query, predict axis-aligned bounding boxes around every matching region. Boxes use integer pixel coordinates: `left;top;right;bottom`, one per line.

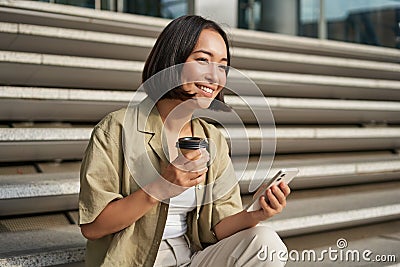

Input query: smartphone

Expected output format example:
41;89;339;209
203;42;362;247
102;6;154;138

245;168;299;212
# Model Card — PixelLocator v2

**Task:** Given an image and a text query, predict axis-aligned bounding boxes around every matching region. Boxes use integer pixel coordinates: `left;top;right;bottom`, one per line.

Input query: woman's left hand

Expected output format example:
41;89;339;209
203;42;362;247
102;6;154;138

214;182;291;240
249;182;291;221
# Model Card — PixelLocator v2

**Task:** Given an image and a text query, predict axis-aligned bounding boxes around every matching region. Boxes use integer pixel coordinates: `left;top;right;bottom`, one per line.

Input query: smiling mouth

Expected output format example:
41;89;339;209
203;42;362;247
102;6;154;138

196;84;214;94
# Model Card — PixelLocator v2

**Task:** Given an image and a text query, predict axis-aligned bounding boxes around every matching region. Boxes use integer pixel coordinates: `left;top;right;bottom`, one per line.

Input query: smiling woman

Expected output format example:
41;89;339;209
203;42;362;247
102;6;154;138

78;15;289;267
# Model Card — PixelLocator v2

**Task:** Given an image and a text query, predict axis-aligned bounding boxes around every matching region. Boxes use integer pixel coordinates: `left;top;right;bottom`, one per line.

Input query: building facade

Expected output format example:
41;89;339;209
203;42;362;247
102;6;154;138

32;0;400;48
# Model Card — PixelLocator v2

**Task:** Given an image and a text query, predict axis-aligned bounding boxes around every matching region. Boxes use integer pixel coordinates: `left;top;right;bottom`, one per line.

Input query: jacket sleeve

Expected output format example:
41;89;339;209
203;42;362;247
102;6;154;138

79;122;123;225
211;130;243;229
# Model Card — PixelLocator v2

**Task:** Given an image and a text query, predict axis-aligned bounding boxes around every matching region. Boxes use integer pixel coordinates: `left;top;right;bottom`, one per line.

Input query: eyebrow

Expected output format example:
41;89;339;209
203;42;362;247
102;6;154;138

192;49;228;62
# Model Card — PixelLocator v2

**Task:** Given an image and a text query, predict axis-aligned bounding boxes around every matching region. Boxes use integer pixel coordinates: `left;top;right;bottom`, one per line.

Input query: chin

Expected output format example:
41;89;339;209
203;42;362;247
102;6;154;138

193;96;213;109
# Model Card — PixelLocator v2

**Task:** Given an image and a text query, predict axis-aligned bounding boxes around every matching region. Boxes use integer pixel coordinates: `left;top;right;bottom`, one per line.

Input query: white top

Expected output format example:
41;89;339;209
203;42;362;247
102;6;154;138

162;186;196;240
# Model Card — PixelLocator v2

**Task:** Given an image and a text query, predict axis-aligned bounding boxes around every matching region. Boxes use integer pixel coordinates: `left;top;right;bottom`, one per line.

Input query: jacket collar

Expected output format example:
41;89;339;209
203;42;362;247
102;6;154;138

136;97;167;163
137;96;162;135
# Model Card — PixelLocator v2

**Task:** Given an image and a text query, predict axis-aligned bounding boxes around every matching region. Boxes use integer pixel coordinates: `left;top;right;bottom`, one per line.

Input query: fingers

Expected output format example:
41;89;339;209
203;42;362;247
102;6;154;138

162;162;207;186
187;168;208;180
279;182;291;197
174;149;210;172
259;185;288;213
187;171;206;187
182;148;209;160
266;188;283;212
255;195;278;222
169;169;206;188
158;160;207;199
183;157;209;172
259;195;271;212
252;183;291;221
264;183;291;207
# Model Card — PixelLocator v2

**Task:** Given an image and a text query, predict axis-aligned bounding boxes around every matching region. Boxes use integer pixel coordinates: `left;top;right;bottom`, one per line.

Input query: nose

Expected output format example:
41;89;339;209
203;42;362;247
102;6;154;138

204;63;219;84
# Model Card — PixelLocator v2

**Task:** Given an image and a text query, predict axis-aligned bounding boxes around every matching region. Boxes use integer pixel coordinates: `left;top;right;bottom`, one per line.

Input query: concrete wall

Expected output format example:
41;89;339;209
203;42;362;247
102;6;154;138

194;0;238;28
260;0;298;35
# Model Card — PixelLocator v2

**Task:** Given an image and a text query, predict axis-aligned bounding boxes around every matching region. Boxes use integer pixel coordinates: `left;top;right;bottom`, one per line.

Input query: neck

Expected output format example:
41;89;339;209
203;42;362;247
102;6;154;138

156;99;194;137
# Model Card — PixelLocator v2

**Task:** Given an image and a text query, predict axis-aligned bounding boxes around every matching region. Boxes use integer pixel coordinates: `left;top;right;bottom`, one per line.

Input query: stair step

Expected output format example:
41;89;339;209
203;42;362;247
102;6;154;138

1;126;400;162
0;0;165;37
0;50;143;90
231;48;400;80
2;87;400;124
0;22;154;61
231;28;400;64
237;151;400;192
1;183;398;266
1;152;399;215
37;161;82;173
283;220;400;266
1;1;399;63
241;70;400;100
1;22;399;80
0;223;85;267
221;126;400;154
0;164;37;175
0;172;79;200
0;172;79;216
254;181;400;236
204;95;400;124
0;86;134;122
0;127;91;162
1;213;73;232
1;50;399;99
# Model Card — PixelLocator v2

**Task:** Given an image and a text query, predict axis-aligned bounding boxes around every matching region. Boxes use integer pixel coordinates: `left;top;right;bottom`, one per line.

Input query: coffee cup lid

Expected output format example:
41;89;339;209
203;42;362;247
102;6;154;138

176;137;208;149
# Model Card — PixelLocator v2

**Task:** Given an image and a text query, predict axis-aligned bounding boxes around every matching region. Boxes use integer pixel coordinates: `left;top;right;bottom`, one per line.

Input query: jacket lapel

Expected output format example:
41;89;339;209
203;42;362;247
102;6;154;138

137;97;169;164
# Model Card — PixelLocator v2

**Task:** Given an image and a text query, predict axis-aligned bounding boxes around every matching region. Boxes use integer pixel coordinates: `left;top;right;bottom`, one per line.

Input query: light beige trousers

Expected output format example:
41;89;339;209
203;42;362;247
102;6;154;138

154;226;287;267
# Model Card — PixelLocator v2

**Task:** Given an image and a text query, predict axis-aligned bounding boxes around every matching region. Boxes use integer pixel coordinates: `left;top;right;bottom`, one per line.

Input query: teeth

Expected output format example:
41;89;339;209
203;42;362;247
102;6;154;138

199;85;213;94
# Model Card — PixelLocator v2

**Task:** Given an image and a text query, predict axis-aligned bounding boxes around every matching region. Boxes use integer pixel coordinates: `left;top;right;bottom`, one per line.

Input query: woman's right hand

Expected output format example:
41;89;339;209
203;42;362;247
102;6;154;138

147;148;209;200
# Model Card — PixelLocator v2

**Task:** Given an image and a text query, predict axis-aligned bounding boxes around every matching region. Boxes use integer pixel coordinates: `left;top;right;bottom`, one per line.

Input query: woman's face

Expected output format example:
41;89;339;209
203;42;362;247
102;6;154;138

181;29;228;106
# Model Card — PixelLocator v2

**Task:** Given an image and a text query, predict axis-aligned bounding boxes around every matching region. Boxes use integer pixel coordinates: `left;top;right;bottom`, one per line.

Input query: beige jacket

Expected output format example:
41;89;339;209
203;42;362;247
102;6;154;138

79;97;242;266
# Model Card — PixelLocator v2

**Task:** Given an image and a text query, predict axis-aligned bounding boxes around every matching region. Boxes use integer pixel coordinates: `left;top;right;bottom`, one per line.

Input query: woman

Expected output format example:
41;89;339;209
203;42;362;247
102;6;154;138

79;15;290;266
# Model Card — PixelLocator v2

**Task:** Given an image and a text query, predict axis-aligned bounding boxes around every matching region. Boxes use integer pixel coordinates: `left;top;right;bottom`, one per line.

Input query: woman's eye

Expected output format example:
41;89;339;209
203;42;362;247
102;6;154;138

218;65;229;71
196;57;209;64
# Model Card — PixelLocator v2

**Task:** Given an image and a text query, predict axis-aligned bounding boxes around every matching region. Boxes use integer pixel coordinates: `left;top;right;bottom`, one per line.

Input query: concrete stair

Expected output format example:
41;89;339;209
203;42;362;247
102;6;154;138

1;0;399;63
2;22;399;80
2;87;400;123
1;50;400;98
2;125;400;161
283;220;400;266
0;1;399;266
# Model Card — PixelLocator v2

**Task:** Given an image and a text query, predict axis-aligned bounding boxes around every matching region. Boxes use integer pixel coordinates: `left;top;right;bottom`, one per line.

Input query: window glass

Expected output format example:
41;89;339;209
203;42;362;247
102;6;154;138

299;0;319;38
238;0;262;30
54;0;95;8
125;0;188;19
325;0;400;48
299;0;400;48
